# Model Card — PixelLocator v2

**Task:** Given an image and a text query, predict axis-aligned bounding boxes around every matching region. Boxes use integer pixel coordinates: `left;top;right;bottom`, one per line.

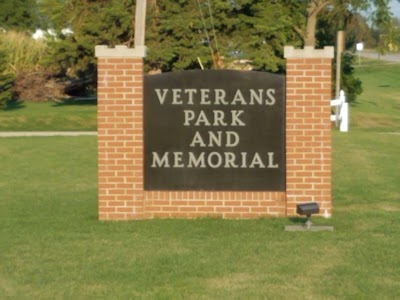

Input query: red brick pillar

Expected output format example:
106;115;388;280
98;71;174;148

95;45;146;220
284;46;334;217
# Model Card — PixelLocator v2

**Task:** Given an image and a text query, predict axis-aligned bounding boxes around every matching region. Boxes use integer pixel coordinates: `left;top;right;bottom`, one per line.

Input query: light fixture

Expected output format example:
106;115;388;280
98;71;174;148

285;202;334;231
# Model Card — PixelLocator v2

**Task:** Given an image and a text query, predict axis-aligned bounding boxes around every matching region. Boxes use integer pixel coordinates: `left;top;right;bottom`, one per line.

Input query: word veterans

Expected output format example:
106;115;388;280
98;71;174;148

155;88;277;106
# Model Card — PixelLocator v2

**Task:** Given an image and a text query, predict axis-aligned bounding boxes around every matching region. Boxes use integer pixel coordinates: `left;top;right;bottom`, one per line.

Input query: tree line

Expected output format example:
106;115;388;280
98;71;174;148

0;0;399;108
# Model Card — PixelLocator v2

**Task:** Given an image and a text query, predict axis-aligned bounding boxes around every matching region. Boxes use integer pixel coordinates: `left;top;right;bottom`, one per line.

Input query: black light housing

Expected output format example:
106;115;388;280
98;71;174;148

296;202;319;229
284;202;333;231
296;202;319;217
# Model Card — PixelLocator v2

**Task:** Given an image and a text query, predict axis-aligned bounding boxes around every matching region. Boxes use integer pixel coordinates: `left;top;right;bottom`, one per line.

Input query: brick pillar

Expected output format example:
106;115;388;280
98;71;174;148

284;46;334;217
95;45;146;220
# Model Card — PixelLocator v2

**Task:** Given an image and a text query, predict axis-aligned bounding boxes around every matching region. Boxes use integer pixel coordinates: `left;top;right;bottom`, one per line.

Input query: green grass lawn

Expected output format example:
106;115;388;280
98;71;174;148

352;60;400;131
1;60;399;298
0;100;97;131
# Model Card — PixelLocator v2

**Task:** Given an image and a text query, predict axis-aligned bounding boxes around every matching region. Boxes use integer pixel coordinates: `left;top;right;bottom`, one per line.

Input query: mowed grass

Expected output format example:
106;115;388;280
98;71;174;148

352;60;400;131
0;101;97;131
1;133;399;298
1;60;400;298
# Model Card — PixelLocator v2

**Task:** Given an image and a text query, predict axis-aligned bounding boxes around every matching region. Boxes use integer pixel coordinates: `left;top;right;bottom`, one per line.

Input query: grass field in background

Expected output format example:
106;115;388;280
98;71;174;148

352;60;400;131
0;100;97;131
1;59;399;298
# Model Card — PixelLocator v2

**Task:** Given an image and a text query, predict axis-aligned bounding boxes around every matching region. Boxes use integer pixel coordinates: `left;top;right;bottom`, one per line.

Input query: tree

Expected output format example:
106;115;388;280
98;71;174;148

285;0;399;103
146;0;302;72
315;10;363;102
0;0;42;31
39;0;302;77
296;0;400;47
374;15;400;54
39;0;135;82
35;0;398;95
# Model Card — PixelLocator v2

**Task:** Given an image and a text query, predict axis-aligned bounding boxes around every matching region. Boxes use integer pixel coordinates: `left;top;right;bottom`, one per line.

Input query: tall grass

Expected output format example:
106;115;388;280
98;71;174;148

0;31;47;75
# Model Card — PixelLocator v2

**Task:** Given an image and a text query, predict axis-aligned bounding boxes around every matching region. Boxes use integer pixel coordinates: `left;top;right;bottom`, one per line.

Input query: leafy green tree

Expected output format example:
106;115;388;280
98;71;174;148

292;0;400;47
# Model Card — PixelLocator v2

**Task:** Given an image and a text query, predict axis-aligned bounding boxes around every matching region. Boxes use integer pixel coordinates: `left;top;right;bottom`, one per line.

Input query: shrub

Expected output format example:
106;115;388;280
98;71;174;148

0;31;64;102
341;53;363;103
12;71;64;102
0;48;14;109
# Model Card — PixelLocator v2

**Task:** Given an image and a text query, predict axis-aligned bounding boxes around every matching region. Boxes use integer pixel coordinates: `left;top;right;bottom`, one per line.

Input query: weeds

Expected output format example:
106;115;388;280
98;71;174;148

0;31;47;75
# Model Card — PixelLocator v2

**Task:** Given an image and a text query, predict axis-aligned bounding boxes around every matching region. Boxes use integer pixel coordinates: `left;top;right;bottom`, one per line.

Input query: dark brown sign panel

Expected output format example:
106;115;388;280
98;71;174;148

144;70;285;191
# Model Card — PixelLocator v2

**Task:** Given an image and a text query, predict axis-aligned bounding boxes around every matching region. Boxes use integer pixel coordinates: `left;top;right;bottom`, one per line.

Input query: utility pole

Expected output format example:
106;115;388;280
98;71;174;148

335;31;345;128
134;0;147;50
335;31;344;99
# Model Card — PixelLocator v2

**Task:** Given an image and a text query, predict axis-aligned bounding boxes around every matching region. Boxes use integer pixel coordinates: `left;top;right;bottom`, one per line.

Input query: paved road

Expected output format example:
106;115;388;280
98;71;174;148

0;131;97;137
359;51;400;62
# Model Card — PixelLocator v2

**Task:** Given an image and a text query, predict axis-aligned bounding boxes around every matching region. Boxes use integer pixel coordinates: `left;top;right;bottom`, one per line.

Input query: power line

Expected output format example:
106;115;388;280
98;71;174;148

206;0;220;57
196;0;218;69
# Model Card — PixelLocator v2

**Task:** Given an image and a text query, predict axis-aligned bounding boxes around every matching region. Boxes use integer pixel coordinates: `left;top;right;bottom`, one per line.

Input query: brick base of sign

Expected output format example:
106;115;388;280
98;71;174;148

143;191;286;219
95;45;334;220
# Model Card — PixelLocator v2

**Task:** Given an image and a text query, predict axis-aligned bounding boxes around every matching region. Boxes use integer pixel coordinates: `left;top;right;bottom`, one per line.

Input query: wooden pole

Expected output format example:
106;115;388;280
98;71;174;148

134;0;147;48
335;31;345;99
335;31;345;127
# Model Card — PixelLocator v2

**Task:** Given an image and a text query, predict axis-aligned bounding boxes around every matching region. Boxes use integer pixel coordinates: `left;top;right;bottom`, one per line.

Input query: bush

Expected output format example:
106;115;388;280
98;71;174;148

12;71;64;102
341;53;363;103
0;49;14;109
0;31;65;101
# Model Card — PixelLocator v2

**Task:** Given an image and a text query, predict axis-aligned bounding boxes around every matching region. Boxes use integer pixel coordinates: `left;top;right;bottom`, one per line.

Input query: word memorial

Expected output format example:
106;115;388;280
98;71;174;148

144;70;285;191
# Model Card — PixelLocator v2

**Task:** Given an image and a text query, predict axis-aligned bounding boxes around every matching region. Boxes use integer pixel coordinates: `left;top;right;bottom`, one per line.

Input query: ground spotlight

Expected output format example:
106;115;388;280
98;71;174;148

285;202;334;232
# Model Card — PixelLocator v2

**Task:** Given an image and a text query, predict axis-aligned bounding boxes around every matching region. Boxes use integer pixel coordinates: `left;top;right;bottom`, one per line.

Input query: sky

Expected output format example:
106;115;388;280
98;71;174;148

389;0;400;18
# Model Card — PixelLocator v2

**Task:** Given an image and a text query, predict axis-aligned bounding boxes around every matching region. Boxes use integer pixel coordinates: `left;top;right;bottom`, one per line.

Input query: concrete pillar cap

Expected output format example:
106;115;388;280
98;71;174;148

95;45;146;58
284;46;334;59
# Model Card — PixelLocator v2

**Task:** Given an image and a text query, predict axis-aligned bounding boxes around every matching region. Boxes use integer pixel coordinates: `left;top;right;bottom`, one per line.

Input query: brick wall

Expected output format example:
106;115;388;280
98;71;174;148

95;45;333;220
143;191;286;219
96;46;145;220
284;46;334;217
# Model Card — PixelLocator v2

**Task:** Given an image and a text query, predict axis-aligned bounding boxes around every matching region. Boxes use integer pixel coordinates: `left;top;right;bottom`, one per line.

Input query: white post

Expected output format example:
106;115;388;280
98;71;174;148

340;103;348;132
339;90;348;132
